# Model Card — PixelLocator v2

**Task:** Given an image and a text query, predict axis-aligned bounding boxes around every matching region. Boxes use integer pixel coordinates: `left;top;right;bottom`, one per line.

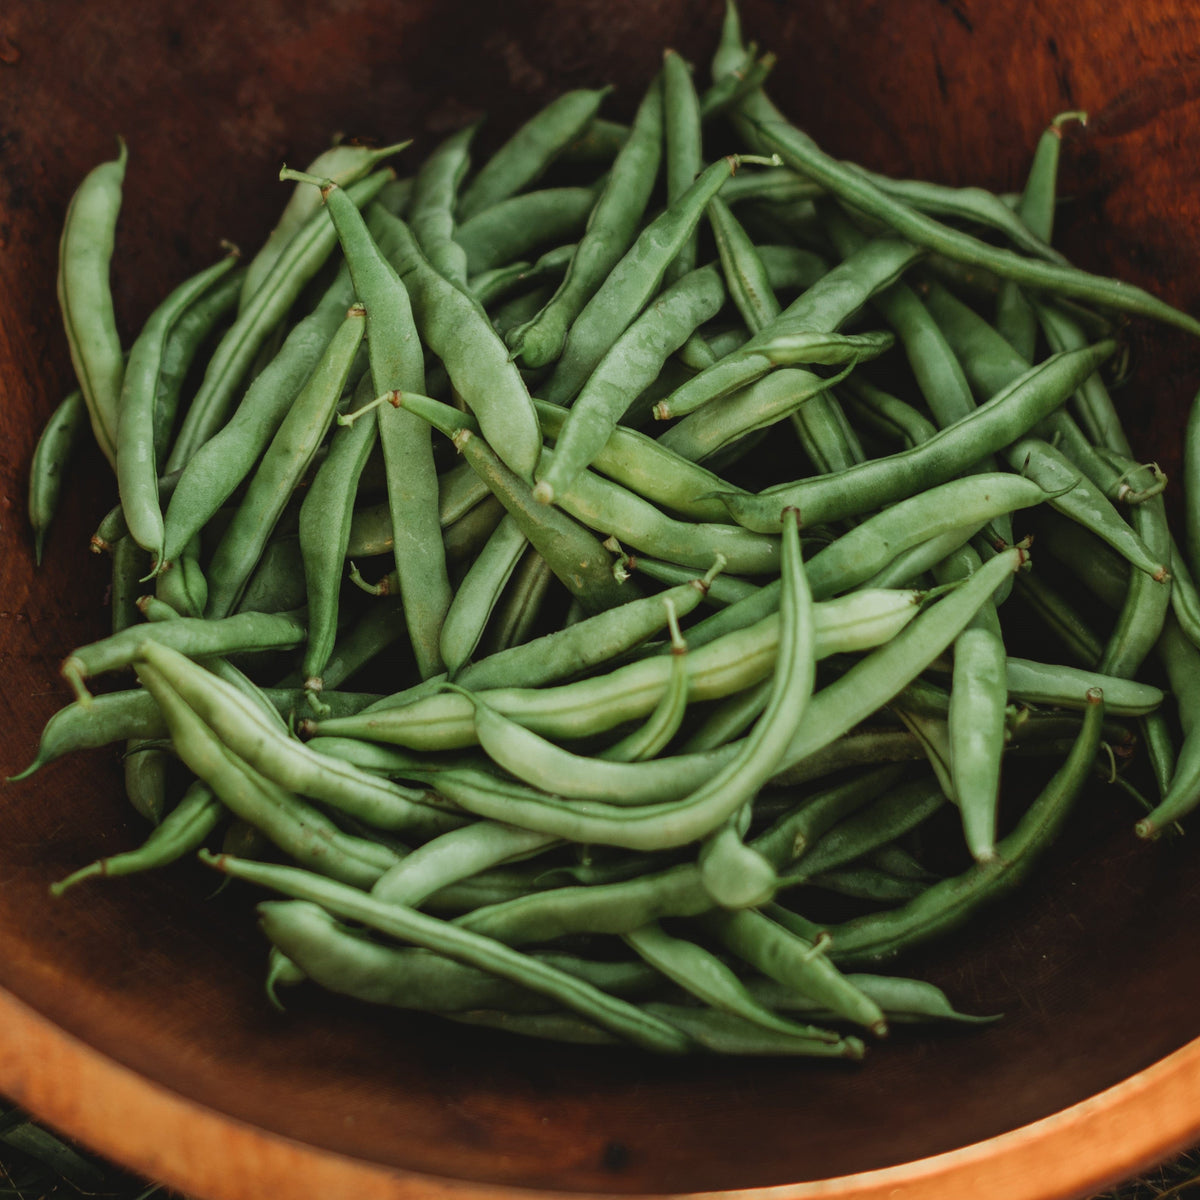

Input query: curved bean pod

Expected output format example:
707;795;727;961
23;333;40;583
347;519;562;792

204;852;693;1054
57;138;127;467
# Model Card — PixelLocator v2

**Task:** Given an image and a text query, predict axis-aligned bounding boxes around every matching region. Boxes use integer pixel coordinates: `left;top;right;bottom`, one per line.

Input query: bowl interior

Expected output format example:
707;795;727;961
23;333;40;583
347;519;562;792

3;0;1200;1194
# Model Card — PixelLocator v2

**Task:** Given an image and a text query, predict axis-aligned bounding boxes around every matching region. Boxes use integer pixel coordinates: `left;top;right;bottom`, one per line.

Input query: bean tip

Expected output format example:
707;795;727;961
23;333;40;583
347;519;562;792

532;479;554;506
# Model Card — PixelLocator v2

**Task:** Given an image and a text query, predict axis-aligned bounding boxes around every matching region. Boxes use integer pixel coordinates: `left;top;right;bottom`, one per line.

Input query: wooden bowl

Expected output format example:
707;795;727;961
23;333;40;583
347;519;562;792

4;2;1200;1197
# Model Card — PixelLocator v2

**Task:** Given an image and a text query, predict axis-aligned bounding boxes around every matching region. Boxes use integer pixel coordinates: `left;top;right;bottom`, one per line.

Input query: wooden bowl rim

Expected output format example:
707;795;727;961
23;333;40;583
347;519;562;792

4;981;1199;1200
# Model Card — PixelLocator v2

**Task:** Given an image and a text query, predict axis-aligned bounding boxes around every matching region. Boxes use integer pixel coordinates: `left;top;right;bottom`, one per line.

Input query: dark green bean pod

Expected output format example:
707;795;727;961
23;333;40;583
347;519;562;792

408;121;478;286
57;138;127;468
204;307;366;618
51;781;224;895
754;117;1200;336
205;852;693;1054
28;389;88;565
457;87;612;221
61;608;308;702
166;166;395;472
456;188;596;275
300;388;381;698
827;689;1105;964
507;77;663;369
370;205;542;482
161;264;359;569
722;343;1115;532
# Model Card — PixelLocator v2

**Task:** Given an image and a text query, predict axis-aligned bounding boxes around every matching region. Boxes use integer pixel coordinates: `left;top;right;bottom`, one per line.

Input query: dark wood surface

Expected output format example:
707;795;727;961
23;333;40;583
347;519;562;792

3;1;1200;1196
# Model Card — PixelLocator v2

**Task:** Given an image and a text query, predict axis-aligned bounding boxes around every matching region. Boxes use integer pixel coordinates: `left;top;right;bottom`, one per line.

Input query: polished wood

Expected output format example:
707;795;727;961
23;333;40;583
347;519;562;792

2;1;1200;1197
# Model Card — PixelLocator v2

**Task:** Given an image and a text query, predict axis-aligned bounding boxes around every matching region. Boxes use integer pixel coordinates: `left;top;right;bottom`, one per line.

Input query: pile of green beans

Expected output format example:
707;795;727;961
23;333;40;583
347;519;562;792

22;0;1200;1059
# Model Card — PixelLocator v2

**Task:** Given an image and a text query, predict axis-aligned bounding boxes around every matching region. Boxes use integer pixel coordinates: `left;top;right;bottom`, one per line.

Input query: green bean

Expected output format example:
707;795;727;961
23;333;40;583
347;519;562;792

156;535;209;619
809;867;927;903
451;703;742;808
754;117;1200;336
777;547;1024;776
51;781;223;895
652;236;921;421
423;510;812;851
300;383;380;698
372;822;557;908
556;117;630;166
754;766;909;867
409;121;478;286
701;908;887;1035
842;377;938;450
722;343;1115;532
204;308;366;618
1185;390;1200;581
260;900;657;1014
156;269;244;461
709;195;781;333
532;266;727;505
542;154;771;406
240;142;397;309
534;399;743;524
205;852;692;1054
456;188;596;275
61;606;307;702
621;555;755;607
28;389;88;565
135;640;460;838
57;138;127;468
455;575;711;693
1035;300;1132;455
827;689;1106;964
699;46;778;121
386;390;633;612
161;263;359;569
233;534;306;616
477;550;556;656
166;167;394;471
457;87;612;221
720;168;822;207
544;448;781;576
658;363;854;464
781;778;946;883
662;48;704;290
934;544;1008;861
369;206;542;481
860;525;983;591
681;678;770;753
322;585;917;752
625;922;837;1041
277;176;452;679
1005;657;1162;716
118;250;241;569
1098;494;1172;678
440;516;528;676
1167;535;1200;652
805;473;1056;600
750;972;997;1025
10;686;376;782
1137;617;1200;836
1004;437;1168;581
468;243;574;309
598;599;689;762
136;662;404;887
508;77;663;369
698;803;777;908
